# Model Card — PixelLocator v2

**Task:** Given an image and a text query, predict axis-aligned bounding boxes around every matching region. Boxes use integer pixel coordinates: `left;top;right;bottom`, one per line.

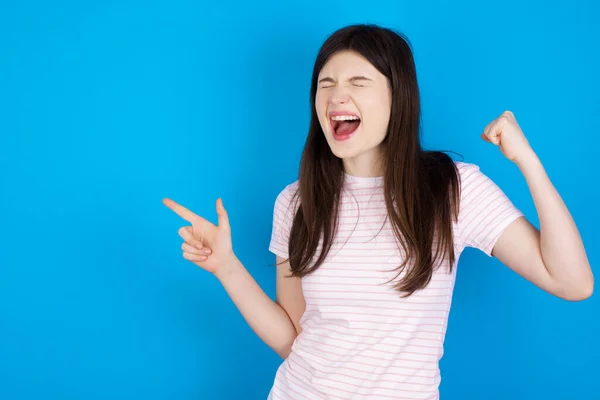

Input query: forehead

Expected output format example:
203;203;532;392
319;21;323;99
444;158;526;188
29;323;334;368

318;50;380;77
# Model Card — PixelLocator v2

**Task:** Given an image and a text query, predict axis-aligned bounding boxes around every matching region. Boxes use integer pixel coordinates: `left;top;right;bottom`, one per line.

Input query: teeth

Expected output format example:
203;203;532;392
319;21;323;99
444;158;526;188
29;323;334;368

330;115;360;121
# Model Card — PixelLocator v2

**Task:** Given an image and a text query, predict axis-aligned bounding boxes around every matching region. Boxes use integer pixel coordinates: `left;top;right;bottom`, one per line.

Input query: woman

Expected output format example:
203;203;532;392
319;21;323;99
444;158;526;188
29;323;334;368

163;24;593;399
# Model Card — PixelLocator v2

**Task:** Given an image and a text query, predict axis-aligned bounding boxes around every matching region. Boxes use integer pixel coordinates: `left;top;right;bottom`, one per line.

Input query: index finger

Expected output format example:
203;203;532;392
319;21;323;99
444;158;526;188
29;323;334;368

163;198;199;222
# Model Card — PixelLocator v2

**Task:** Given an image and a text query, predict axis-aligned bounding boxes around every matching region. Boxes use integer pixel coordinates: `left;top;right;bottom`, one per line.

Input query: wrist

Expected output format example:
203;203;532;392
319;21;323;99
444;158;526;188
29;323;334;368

214;252;241;281
514;148;541;170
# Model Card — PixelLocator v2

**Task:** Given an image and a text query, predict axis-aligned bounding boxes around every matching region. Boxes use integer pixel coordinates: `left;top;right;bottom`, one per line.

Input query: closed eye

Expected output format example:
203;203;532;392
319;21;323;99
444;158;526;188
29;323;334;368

317;76;372;89
350;76;371;86
318;78;335;89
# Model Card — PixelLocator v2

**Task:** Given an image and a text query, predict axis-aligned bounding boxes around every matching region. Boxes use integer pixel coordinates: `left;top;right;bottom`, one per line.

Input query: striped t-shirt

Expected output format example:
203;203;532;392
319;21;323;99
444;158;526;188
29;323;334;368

267;162;523;400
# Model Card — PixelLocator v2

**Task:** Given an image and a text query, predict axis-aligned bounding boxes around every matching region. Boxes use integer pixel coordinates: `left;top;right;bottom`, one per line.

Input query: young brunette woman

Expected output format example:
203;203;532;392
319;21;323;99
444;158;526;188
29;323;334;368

164;24;593;400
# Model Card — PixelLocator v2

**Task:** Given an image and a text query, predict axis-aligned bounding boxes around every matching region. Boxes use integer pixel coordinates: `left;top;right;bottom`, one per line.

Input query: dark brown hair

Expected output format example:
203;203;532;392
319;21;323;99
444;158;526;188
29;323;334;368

285;24;460;297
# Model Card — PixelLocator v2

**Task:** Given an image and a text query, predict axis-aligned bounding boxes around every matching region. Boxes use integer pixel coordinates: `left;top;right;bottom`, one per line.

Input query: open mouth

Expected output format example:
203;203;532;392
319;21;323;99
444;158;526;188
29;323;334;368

330;115;361;140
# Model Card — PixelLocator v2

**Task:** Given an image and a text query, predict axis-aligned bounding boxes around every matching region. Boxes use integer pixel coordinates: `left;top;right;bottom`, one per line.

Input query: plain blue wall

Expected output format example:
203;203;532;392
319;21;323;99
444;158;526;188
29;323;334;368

1;0;598;399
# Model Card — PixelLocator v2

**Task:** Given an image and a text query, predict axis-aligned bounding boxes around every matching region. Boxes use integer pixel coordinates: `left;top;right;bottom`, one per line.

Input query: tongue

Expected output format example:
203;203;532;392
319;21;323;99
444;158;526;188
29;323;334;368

335;120;360;135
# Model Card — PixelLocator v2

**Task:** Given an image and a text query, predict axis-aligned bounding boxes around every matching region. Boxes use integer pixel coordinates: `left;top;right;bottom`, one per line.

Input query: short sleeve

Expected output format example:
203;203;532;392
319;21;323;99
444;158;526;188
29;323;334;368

456;162;524;257
268;182;299;259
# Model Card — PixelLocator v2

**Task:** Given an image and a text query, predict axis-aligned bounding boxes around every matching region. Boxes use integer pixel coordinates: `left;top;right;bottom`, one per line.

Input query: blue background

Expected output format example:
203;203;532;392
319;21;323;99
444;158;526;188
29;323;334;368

1;0;598;399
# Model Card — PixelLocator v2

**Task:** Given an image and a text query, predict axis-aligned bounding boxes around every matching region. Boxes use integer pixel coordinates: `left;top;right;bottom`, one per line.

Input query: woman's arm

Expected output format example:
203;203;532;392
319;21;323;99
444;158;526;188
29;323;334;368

481;111;593;301
215;255;304;358
164;198;304;358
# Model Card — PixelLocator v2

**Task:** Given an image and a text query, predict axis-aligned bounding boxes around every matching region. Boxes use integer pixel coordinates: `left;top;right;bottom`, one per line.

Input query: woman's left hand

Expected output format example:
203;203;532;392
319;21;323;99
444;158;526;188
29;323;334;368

481;110;535;164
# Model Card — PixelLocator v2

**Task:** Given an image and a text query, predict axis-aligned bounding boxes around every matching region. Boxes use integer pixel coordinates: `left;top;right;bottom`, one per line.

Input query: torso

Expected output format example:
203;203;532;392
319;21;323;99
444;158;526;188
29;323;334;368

269;175;462;400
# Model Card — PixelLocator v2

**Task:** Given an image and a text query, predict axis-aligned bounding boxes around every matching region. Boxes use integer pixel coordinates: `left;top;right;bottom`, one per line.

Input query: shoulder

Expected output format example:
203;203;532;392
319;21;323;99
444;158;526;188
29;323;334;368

453;160;516;211
452;161;524;253
275;180;299;200
273;180;301;212
453;161;486;187
454;160;480;174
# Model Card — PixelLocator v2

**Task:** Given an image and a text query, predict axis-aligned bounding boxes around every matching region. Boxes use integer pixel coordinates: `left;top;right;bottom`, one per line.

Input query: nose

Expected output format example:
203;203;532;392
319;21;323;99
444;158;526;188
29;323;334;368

329;87;350;105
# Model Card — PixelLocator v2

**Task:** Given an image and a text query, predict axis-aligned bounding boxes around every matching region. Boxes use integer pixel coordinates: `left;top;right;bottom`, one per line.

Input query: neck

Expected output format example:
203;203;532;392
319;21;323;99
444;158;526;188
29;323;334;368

342;148;385;177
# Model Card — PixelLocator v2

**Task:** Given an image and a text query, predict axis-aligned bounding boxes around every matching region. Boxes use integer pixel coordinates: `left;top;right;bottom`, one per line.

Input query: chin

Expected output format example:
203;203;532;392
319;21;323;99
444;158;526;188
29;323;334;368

326;136;385;164
327;142;362;160
330;147;360;159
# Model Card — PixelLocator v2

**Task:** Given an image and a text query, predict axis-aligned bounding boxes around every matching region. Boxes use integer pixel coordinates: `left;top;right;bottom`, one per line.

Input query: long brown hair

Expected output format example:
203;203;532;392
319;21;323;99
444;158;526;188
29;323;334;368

285;24;460;297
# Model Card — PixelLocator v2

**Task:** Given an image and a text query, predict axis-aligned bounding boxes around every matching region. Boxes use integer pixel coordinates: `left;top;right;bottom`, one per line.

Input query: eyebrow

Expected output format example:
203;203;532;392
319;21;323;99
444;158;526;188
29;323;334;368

318;76;373;84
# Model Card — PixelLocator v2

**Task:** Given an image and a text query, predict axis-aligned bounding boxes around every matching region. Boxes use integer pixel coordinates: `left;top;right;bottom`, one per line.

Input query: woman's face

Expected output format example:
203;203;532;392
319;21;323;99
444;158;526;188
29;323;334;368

315;50;392;172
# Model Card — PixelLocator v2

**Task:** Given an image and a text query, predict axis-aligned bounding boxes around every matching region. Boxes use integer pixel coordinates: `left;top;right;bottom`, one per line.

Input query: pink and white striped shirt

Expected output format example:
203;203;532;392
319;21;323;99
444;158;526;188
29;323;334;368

267;162;523;399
